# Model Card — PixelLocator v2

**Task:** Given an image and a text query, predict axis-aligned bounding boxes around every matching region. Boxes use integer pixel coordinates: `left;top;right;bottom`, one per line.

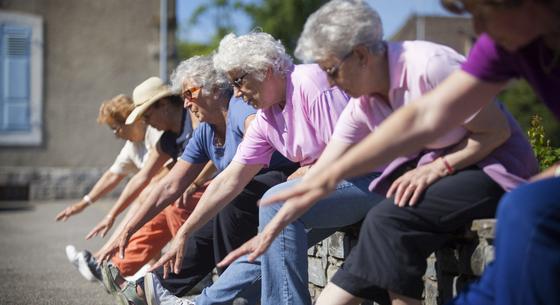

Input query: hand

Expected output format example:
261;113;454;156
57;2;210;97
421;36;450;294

529;164;559;182
55;201;88;221
175;184;197;209
287;166;310;181
387;160;448;207
149;234;187;279
217;234;270;267
95;238;120;263
85;214;115;240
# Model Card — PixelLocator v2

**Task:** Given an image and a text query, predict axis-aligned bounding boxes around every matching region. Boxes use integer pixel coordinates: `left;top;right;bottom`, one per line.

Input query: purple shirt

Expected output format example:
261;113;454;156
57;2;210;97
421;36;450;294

233;64;350;166
333;41;539;192
462;33;560;119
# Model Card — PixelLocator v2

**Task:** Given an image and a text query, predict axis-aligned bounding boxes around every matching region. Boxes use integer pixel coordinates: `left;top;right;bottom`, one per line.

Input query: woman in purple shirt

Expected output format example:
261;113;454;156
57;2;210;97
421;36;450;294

257;0;560;304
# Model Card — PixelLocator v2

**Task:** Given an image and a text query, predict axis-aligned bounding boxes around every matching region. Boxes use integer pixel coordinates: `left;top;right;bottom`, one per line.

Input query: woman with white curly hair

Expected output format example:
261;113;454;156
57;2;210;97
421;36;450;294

109;55;297;305
150;31;385;305
241;0;553;305
221;1;539;305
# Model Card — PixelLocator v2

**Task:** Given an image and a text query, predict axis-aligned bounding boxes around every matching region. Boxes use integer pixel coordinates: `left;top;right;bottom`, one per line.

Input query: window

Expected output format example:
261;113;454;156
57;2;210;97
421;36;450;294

0;11;43;146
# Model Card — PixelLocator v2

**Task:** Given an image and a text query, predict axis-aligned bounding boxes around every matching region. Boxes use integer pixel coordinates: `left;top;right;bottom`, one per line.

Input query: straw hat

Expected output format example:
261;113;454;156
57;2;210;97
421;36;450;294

125;77;173;125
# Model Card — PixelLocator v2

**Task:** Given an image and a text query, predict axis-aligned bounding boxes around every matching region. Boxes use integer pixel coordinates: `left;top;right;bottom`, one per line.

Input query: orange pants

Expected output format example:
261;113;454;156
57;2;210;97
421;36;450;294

112;187;206;276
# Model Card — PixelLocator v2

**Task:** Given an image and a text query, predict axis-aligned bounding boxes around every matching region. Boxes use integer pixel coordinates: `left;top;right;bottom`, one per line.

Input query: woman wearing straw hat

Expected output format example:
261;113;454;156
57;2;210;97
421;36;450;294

56;94;165;283
81;77;216;302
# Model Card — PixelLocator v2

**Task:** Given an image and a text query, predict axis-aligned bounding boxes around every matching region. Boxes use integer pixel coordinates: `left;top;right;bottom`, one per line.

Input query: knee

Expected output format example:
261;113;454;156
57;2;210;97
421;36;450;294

258;202;283;229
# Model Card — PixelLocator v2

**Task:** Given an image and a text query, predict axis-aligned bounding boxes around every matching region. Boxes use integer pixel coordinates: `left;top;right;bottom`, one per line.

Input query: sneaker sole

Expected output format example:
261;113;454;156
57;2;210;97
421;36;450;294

144;273;157;305
65;245;79;267
77;253;97;282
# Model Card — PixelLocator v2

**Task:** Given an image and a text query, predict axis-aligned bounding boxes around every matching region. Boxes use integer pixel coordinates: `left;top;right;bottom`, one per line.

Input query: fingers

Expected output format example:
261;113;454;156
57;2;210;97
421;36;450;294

85;226;100;240
408;182;427;206
218;246;250;268
118;234;129;260
258;186;306;206
149;251;175;279
173;246;184;274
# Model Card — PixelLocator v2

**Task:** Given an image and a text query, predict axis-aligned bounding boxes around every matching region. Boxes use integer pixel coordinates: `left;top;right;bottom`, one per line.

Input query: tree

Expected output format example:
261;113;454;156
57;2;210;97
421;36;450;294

178;0;328;60
499;80;560;146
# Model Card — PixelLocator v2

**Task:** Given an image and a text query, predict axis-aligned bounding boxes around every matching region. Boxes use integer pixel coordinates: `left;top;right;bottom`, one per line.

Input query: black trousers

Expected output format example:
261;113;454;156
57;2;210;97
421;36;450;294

152;166;297;297
331;167;504;302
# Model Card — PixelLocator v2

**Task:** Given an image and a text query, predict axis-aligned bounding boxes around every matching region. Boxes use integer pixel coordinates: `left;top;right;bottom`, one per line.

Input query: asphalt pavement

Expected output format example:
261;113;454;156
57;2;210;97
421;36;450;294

0;199;123;305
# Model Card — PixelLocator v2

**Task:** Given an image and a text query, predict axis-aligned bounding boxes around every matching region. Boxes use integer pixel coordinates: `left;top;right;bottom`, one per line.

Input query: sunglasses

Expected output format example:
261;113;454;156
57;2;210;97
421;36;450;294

182;87;202;101
231;72;249;88
324;51;353;79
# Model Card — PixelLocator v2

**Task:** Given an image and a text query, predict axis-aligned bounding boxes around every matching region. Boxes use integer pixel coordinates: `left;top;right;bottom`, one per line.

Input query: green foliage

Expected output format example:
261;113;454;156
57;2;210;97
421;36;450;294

527;115;560;170
178;0;328;60
241;0;329;56
500;80;560;146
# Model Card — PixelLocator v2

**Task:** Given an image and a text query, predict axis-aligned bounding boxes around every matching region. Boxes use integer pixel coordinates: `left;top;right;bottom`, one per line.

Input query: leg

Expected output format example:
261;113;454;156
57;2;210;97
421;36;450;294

316;282;364;305
449;177;560;305
112;211;172;277
331;168;503;304
260;173;383;305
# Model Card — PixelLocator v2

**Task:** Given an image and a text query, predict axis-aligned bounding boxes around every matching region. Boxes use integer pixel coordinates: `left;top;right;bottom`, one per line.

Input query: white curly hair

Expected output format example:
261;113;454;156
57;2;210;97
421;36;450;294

213;31;293;81
295;0;385;63
170;55;232;99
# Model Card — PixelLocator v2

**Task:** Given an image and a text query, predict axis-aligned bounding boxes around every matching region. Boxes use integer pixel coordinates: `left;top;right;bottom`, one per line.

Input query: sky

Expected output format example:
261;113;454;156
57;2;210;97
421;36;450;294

176;0;457;44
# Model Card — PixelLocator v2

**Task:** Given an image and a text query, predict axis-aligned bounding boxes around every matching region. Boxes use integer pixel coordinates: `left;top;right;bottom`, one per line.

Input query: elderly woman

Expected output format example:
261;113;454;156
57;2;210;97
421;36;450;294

104;55;296;305
56;94;163;281
142;32;385;305
222;1;540;305
77;78;217;302
252;0;559;304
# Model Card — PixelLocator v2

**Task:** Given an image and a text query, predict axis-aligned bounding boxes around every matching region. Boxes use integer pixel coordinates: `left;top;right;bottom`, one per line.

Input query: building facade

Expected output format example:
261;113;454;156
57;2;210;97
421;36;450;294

0;0;176;200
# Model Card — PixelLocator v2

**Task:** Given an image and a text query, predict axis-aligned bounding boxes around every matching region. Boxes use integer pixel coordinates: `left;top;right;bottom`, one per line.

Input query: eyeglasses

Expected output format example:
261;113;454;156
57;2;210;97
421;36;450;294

324;51;353;79
231;72;248;88
109;122;125;134
182;87;201;101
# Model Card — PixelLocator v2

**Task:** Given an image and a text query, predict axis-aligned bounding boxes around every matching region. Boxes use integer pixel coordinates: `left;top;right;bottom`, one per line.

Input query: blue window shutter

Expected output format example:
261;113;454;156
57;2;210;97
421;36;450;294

0;24;31;131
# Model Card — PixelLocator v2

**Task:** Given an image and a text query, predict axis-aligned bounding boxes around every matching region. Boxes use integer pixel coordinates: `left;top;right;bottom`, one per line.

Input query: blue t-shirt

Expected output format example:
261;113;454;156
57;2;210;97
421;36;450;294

181;97;294;173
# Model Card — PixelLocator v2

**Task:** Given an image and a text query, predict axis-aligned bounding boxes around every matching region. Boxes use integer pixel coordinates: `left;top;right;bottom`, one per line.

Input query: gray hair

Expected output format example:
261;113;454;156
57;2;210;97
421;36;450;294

295;0;385;63
170;55;232;99
213;32;293;81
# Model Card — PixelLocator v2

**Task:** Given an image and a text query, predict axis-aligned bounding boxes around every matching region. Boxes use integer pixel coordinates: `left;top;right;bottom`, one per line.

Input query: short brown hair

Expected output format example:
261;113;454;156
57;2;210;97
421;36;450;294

97;94;135;125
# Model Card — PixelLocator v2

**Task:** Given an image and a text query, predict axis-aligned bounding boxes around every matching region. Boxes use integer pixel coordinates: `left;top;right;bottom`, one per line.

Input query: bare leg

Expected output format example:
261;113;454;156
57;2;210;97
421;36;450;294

316;283;363;305
389;291;421;305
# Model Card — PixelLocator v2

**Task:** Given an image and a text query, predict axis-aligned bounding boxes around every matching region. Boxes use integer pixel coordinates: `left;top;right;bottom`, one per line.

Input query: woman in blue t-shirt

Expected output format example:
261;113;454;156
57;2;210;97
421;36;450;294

109;55;296;305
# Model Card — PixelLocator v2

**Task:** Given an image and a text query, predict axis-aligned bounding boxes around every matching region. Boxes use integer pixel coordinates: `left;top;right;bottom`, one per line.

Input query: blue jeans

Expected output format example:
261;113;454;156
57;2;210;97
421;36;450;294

196;173;383;305
448;177;560;305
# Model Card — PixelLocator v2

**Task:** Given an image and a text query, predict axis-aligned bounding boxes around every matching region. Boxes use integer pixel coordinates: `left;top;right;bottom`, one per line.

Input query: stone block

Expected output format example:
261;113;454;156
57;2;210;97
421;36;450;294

327;231;346;259
308;257;327;287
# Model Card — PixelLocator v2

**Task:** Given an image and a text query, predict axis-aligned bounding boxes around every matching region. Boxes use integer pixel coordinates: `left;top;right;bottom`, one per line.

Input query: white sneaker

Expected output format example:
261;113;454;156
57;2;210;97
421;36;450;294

65;245;79;267
76;250;102;282
144;272;195;305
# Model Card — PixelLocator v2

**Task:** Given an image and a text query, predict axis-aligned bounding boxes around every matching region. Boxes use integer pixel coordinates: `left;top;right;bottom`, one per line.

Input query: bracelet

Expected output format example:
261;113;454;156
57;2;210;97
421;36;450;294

83;194;94;206
555;165;560;177
440;157;455;175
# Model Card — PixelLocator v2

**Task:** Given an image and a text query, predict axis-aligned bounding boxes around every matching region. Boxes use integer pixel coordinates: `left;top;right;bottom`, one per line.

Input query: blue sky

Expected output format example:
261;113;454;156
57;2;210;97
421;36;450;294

176;0;456;43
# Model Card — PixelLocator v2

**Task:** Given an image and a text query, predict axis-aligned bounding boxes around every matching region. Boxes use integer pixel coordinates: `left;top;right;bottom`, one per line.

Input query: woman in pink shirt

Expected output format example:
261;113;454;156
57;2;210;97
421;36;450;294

149;32;384;305
222;1;539;305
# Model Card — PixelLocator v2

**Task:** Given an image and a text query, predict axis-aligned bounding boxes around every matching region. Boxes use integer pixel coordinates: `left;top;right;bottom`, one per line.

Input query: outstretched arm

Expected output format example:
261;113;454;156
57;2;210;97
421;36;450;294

149;161;263;275
55;170;125;221
85;145;170;240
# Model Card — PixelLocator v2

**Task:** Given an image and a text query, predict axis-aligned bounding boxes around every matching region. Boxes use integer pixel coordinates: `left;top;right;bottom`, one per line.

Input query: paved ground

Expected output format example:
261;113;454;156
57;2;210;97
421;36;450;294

0;199;126;305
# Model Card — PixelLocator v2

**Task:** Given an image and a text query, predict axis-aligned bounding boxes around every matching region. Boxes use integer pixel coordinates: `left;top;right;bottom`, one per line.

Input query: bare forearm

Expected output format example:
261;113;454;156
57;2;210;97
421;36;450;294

108;174;151;218
87;171;125;202
177;177;246;237
124;180;183;235
192;161;216;188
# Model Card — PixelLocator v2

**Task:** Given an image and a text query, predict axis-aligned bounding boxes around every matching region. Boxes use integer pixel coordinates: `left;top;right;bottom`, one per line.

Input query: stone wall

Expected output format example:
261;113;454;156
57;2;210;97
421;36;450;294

308;219;496;305
0;166;125;200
